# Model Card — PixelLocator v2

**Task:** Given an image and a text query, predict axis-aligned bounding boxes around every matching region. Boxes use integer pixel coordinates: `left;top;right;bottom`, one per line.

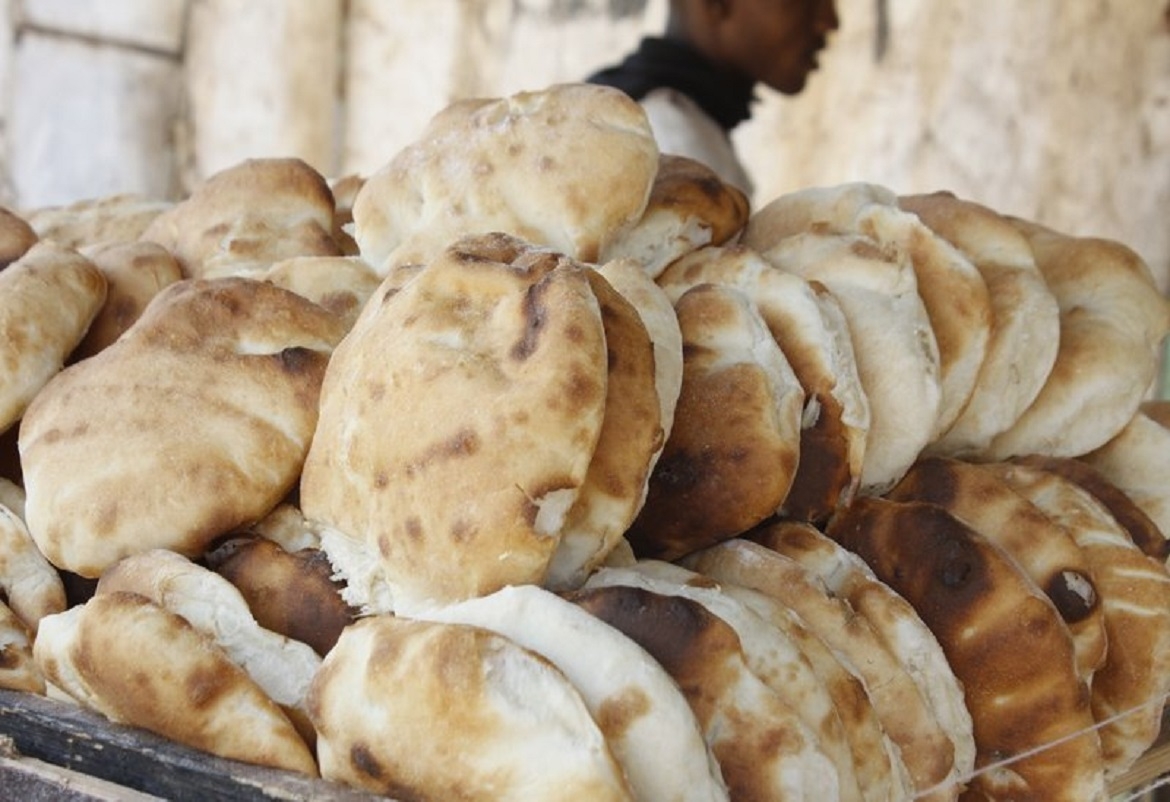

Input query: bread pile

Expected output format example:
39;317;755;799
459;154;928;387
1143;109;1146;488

0;82;1168;801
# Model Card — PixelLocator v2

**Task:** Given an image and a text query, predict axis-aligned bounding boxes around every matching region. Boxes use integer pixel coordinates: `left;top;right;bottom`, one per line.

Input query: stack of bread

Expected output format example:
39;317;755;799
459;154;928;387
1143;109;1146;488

0;81;1168;801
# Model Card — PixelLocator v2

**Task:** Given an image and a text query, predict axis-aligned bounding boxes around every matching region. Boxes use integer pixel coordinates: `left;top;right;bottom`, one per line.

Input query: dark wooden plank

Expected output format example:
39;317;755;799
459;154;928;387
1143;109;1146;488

0;689;380;801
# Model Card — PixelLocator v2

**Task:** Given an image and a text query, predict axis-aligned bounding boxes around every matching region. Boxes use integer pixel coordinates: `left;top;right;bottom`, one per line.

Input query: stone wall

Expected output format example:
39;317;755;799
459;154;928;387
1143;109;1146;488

2;0;1168;290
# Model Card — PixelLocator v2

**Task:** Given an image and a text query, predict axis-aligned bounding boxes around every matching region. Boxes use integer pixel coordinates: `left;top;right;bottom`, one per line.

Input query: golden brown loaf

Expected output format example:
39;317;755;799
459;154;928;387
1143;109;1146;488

20;277;345;577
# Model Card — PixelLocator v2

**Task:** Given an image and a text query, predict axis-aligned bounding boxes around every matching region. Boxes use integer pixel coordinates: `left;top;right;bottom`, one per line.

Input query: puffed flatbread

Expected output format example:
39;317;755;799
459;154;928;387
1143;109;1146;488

657;245;869;522
746;183;990;440
887;456;1108;681
306;614;634;801
751;520;977;784
573;583;840;802
26;193;171;252
34;591;318;776
754;230;940;494
585;560;862;802
0;501;66;635
302;233;610;612
682;538;958;799
0;599;43;693
984;461;1170;778
600;153;749;278
625;282;803;560
21;277;345;577
416;583;730;802
352;83;658;273
257;255;381;332
828;496;1107;802
985;219;1170;459
0;207;38;269
0;241;107;434
140;158;342;279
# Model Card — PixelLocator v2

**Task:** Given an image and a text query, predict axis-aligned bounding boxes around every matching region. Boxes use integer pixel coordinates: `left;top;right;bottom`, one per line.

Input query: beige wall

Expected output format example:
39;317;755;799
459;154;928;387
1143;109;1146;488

3;0;1167;290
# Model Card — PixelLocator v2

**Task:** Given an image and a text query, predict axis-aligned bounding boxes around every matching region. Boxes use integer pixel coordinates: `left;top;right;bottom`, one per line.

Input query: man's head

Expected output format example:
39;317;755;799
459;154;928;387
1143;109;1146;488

667;0;839;94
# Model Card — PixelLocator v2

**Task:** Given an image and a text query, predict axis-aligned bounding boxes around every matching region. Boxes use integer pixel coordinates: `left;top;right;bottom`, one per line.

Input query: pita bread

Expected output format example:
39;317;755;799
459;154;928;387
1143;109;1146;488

352;83;658;273
21;277;345;577
70;240;183;360
746;183;991;438
25;193;170;253
306;614;634;801
0;477;24;520
0;207;38;269
657;245;870;522
0;500;66;635
95;549;323;736
417;583;730;802
625;282;803;559
827;496;1107;802
716;576;912;802
887;456;1108;681
597;257;684;445
600;153;749;278
573;583;840;802
756;230;940;494
327;173;364;257
302;233;610;612
585;560;862;802
0;241;107;434
140;158;342;279
985;219;1170;459
751;520;977;782
241;500;323;553
258;254;381;331
0;599;43;693
1082;401;1170;561
207;537;354;657
545;269;662;591
682;538;958;799
983;461;1170;778
34;591;318;775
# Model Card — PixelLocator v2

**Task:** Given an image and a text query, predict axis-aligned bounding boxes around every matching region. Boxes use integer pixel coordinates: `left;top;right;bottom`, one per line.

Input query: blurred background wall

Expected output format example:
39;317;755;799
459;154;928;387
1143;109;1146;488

2;0;1167;291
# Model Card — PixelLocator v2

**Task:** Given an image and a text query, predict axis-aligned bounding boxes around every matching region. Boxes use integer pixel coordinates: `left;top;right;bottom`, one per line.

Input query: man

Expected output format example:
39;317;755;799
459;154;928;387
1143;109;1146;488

588;0;839;195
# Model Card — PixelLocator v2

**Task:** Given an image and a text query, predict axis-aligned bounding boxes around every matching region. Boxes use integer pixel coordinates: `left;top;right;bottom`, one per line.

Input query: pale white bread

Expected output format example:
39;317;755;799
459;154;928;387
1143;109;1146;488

985;219;1170;459
33;591;318;775
0;207;38;268
0;500;66;635
982;461;1170;778
745;183;991;439
625;283;803;560
827;496;1107;802
657;244;870;523
301;233;609;612
600;153;749;278
0;477;24;519
1082;400;1170;562
244;500;322;552
585;560;862;802
572;582;841;802
893;193;1061;457
416;583;730;802
545;268;663;591
327;173;364;256
258;254;381;332
71;240;183;360
20;277;345;577
140;157;342;279
597;257;684;445
25;193;170;252
681;538;960;799
306;614;634;802
205;536;354;658
751;520;977;783
94;549;323;737
715;575;912;802
756;230;941;494
0;599;43;693
352;83;658;273
887;456;1108;682
0;241;107;434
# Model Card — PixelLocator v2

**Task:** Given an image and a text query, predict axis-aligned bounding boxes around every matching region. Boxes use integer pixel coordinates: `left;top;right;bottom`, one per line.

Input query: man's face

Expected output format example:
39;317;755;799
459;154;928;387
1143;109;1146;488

723;0;839;94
